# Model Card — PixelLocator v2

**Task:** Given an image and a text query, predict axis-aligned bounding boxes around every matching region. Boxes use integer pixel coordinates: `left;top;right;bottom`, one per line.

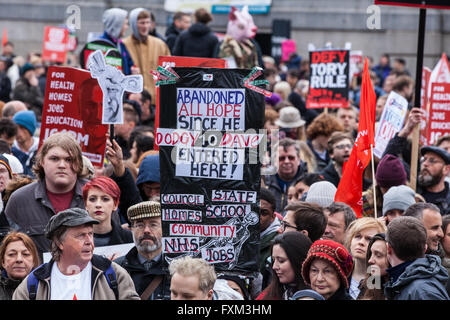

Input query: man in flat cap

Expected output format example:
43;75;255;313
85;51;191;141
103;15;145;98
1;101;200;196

115;201;170;300
418;146;450;215
13;208;139;300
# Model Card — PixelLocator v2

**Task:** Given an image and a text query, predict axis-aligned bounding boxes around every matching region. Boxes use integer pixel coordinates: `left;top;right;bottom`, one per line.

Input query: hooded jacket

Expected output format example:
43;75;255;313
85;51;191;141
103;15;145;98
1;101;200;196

122;8;170;103
384;255;449;300
165;24;181;52
98;8;134;75
172;23;218;58
136;154;160;200
12;255;140;300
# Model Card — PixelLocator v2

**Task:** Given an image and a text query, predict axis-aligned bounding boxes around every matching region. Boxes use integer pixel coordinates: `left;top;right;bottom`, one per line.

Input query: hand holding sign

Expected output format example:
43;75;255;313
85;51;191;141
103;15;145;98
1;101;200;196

87;50;143;124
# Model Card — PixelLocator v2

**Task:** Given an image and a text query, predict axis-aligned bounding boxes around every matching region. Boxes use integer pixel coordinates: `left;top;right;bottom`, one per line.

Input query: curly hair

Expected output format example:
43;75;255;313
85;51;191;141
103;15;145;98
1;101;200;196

306;113;344;141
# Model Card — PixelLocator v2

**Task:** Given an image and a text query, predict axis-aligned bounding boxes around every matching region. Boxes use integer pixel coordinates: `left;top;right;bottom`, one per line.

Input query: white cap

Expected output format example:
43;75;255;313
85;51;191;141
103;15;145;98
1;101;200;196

2;153;23;174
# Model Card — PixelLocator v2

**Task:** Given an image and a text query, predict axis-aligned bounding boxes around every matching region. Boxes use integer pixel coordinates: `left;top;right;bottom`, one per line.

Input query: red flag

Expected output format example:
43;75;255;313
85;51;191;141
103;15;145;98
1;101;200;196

2;28;7;47
335;57;376;217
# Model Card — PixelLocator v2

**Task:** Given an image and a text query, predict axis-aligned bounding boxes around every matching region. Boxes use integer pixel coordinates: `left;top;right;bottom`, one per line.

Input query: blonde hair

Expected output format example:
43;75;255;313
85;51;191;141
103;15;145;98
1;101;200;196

169;256;216;294
298;141;317;172
344;217;386;251
273;81;292;101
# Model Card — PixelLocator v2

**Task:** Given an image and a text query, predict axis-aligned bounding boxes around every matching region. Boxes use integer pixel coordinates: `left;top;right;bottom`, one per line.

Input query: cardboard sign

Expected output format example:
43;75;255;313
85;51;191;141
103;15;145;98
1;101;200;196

155;56;226;150
39;66;108;166
306;49;350;109
374;91;408;158
375;0;450;9
42;26;69;64
427;83;450;145
158;67;264;273
281;39;297;62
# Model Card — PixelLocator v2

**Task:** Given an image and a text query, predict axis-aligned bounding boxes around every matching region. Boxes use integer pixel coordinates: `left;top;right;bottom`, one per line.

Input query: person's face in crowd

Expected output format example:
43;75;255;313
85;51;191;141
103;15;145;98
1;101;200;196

264;119;278;134
272;244;295;285
309;258;340;300
422;209;444;251
2;44;13;56
286;74;298;89
0;133;15;149
419;152;449;188
137;17;151;38
85;187;118;225
277;146;300;181
323;211;346;244
287;186;296;204
119;18;129;38
336;108;357;133
442;223;450;258
350;227;379;261
142;181;160;201
385;209;403;225
259;199;275;232
129;92;151;121
382;75;395;93
132;217;162;254
59;224;95;268
368;240;389;277
376;97;387;121
0;164;11;193
2;240;34;280
130;141;139;163
170;273;212;300
15;125;32;145
438;140;450;153
114;119;134;140
176;15;192;31
278;210;297;234
294;181;309;200
331;139;353;166
226;280;244;299
380;55;389;66
42;146;78;192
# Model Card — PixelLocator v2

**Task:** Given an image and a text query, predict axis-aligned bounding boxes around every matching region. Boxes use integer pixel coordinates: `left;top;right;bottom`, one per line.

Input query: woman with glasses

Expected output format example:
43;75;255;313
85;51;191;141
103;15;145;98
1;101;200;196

257;232;312;300
82;176;133;247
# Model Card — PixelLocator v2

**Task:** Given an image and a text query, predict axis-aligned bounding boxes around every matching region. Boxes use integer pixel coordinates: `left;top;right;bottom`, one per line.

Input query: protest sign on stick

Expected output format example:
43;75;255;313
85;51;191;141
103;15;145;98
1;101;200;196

42;26;69;64
158;67;264;273
306;49;350;109
39;66;108;167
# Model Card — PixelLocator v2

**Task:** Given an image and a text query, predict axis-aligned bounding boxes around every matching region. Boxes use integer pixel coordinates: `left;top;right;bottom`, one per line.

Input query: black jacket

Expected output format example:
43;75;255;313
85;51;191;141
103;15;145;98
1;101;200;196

111;168;143;225
328;286;353;300
164;24;180;53
95;218;133;247
320;161;341;188
307;140;330;172
172;23;218;58
0;271;21;300
115;247;171;300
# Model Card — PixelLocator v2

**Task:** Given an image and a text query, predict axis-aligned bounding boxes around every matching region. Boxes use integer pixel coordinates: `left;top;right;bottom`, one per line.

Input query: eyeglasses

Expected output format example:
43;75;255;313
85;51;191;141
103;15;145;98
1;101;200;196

280;220;298;232
132;222;160;231
420;157;444;165
279;155;297;161
334;144;353;150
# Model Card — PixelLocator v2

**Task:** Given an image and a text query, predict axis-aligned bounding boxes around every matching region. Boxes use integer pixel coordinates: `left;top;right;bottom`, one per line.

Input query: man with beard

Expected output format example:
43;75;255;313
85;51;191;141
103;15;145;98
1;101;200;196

417;146;450;215
115;201;170;300
320;132;354;188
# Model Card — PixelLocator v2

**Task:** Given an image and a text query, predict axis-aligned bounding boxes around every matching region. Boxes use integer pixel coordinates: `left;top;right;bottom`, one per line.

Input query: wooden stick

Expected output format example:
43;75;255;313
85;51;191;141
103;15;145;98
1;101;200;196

371;145;377;219
410;124;420;191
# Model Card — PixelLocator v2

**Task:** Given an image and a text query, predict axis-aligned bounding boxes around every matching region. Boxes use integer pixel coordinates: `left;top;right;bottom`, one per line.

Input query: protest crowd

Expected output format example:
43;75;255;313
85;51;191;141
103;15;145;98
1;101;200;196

0;4;449;302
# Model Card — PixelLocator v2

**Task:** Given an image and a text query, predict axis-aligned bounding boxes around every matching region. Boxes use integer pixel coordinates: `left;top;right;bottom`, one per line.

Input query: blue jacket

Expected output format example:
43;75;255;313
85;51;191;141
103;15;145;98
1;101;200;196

98;32;134;75
384;255;449;300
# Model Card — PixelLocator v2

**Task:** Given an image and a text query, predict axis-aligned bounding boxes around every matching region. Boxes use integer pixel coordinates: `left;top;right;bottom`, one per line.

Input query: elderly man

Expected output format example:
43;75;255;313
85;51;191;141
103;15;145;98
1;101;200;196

115;201;170;300
12;208;139;300
263;138;307;213
418;146;450;215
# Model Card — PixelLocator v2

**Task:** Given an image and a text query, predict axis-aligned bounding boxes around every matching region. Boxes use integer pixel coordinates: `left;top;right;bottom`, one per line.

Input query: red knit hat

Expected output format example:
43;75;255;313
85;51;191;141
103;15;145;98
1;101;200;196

302;240;353;288
375;154;407;188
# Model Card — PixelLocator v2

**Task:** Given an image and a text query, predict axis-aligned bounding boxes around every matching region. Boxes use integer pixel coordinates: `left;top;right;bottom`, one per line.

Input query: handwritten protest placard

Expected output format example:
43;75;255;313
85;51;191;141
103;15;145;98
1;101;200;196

158;67;264;272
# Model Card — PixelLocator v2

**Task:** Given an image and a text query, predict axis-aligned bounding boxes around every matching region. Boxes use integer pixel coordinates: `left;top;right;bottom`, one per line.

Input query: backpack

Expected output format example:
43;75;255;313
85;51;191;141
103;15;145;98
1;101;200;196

27;263;119;300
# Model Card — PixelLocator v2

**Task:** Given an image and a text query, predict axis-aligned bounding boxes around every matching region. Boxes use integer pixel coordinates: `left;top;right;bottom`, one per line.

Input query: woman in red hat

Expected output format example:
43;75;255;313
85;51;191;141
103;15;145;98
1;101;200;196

301;239;354;300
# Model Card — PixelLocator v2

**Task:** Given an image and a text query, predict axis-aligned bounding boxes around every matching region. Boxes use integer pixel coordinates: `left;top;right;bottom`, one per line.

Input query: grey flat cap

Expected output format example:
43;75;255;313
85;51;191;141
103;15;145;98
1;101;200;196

45;208;99;239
